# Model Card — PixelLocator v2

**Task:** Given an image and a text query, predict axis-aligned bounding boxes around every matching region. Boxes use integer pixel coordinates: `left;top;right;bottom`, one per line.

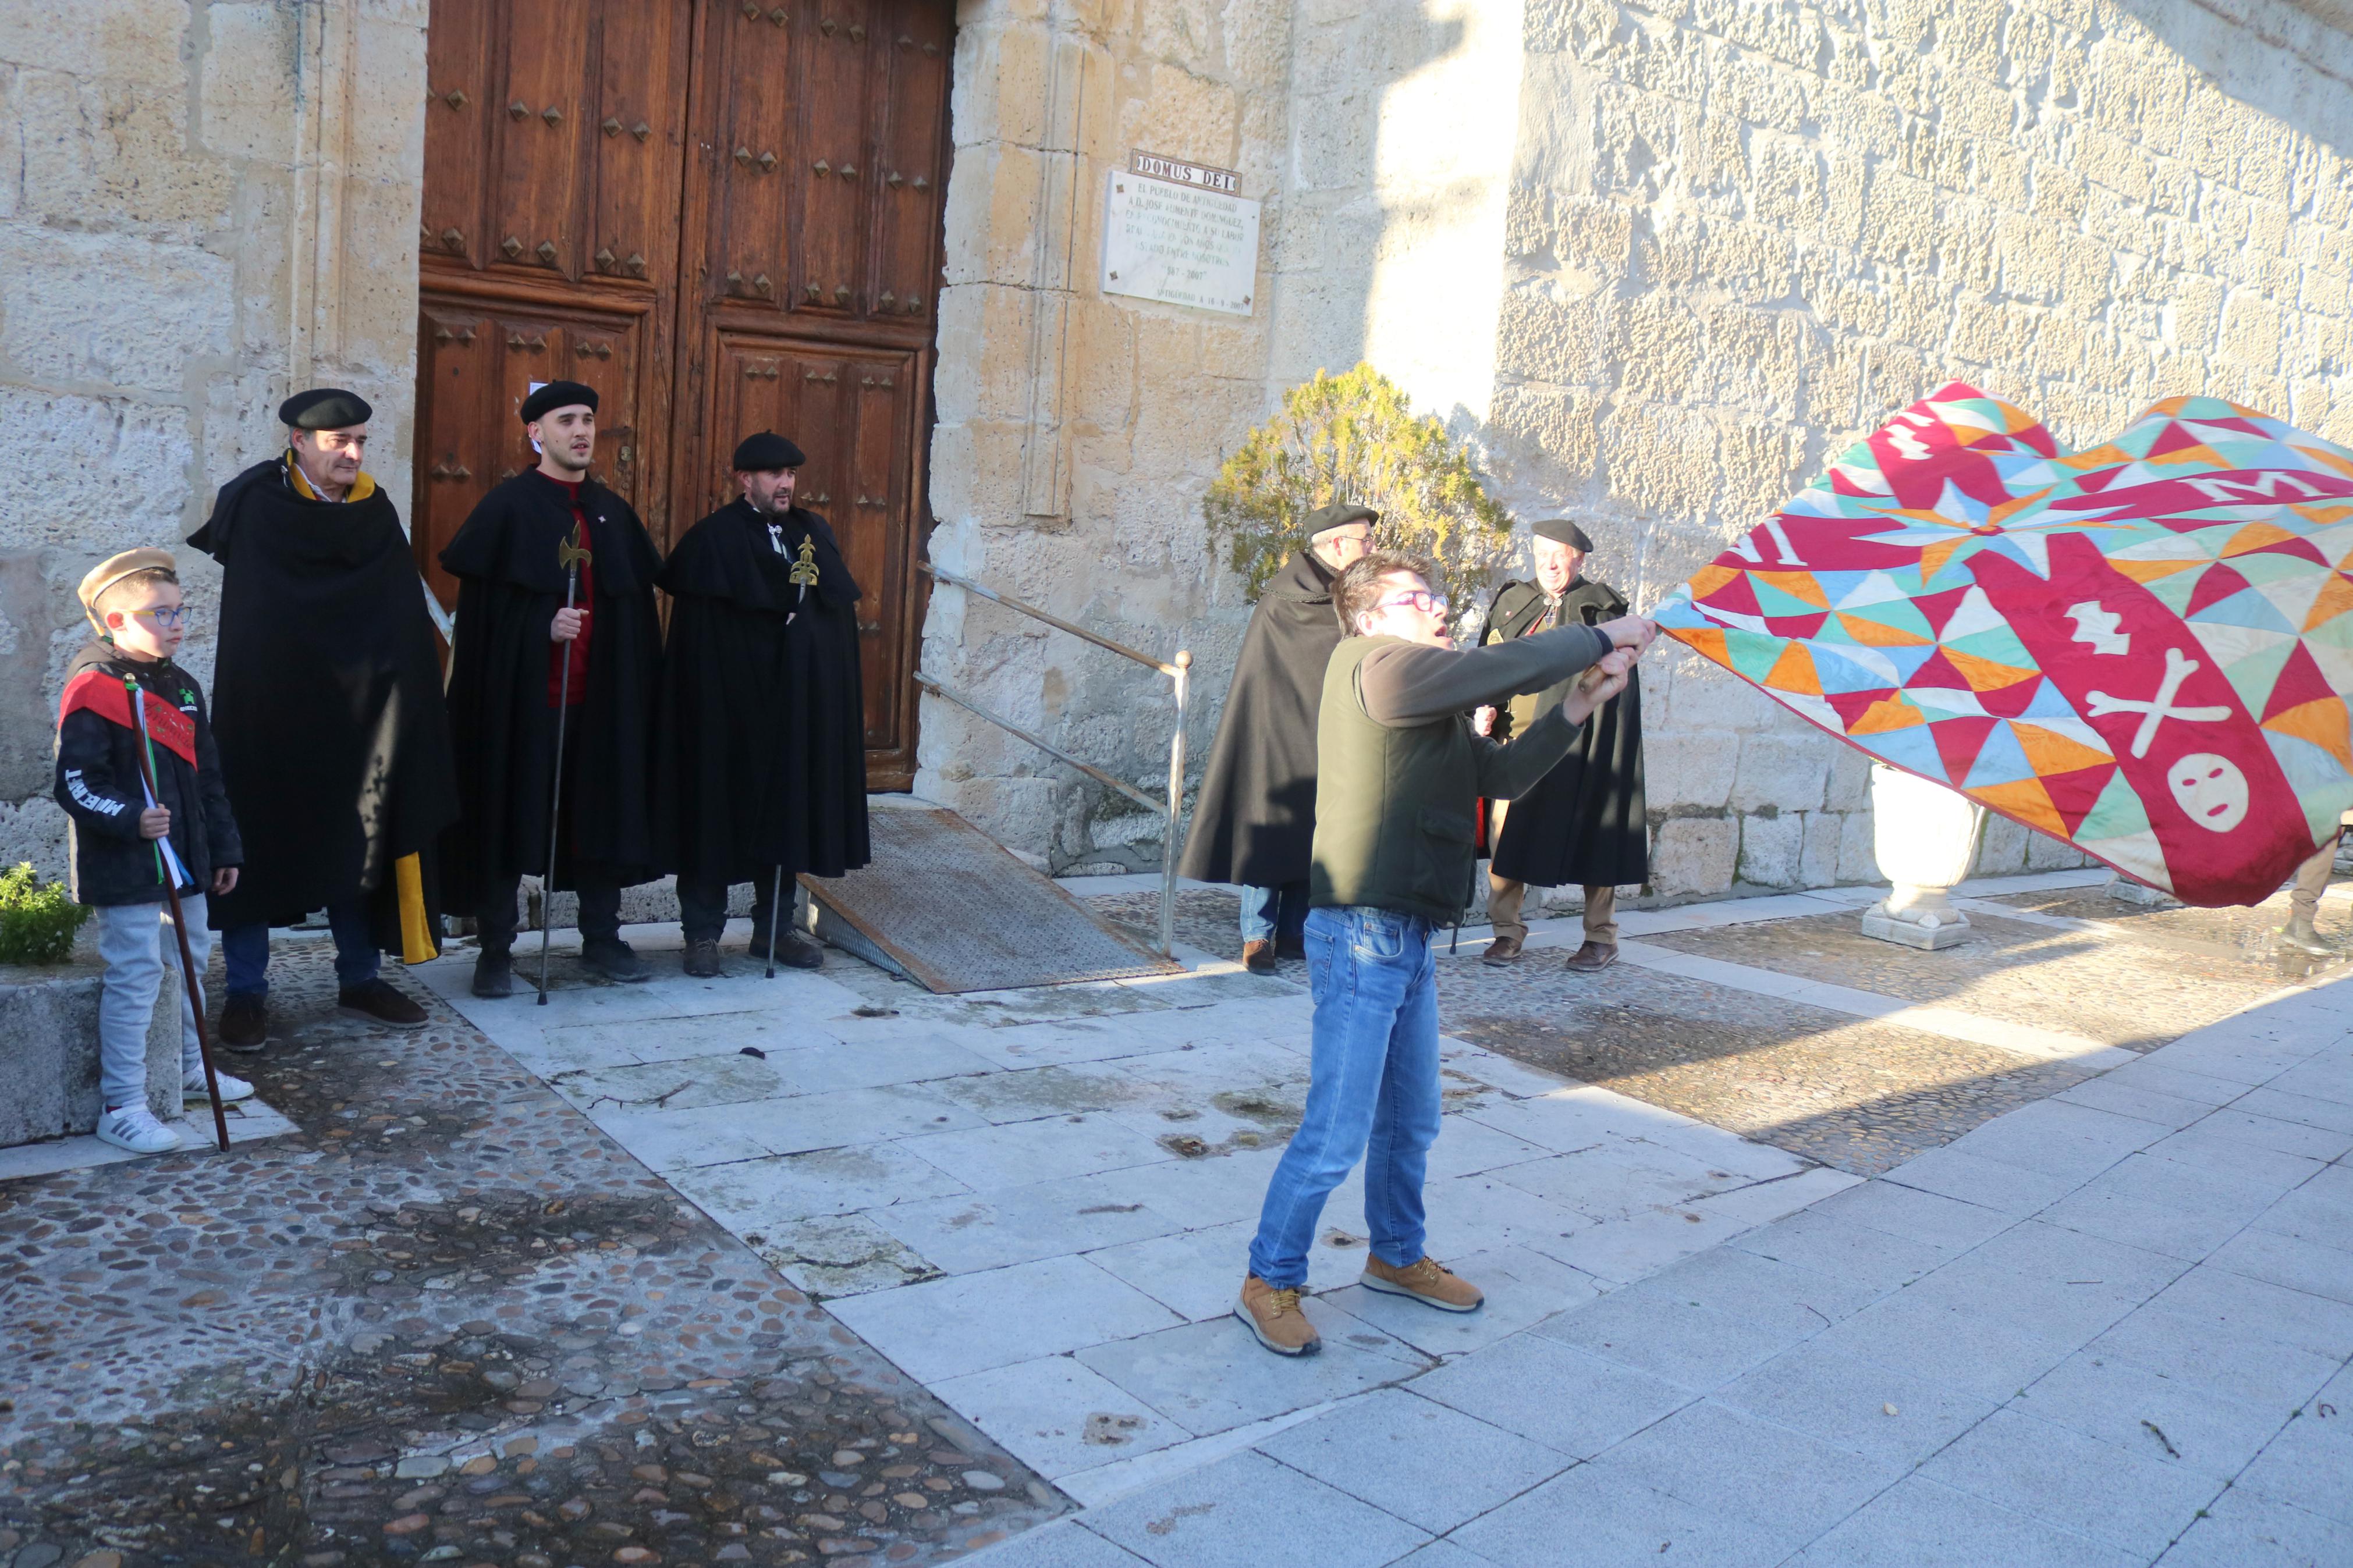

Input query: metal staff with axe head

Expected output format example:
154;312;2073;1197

538;520;592;1004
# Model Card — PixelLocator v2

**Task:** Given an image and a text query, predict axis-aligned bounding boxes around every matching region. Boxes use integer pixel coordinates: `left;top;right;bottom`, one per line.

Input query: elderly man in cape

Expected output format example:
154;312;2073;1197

187;388;459;1047
1179;502;1378;973
1473;517;1647;972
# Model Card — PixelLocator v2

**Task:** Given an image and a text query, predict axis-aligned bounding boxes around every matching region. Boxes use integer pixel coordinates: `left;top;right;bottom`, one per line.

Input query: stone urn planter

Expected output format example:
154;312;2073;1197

1860;763;1988;951
0;924;178;1148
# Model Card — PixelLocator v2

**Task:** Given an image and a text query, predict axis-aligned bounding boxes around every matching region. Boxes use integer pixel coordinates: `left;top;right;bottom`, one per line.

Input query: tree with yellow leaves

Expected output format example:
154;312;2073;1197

1203;364;1516;618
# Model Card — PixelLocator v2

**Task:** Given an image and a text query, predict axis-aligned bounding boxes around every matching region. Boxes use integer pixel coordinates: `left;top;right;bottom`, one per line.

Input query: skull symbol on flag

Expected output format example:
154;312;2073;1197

1653;383;2353;906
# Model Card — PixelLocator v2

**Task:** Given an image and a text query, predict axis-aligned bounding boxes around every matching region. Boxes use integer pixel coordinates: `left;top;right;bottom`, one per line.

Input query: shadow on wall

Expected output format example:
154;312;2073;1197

1275;4;1472;381
2110;0;2353;159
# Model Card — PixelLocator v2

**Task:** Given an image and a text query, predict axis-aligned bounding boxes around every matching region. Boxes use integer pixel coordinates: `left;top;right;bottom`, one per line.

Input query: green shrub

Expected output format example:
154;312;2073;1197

1202;363;1516;616
0;862;91;965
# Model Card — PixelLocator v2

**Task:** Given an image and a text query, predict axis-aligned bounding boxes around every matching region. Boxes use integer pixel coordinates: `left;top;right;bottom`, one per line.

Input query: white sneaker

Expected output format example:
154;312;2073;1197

184;1068;254;1103
95;1105;184;1154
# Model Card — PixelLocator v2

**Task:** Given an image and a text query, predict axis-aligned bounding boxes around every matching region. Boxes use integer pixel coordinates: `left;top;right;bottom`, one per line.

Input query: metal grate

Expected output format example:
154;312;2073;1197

800;808;1182;993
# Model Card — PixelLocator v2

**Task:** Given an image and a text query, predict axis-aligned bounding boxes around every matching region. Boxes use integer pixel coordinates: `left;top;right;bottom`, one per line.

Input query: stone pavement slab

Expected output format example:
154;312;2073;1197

1080;1449;1430;1568
1252;1386;1569;1534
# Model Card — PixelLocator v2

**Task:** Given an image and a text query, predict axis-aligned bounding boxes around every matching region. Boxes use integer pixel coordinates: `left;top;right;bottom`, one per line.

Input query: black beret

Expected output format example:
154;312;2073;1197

279;387;372;429
1304;501;1379;538
732;431;807;471
520;381;599;424
1532;517;1593;550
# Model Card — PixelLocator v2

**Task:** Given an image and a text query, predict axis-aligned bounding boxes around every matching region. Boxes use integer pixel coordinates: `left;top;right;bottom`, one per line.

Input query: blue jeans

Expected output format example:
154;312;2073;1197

1240;881;1311;944
221;901;380;998
1248;905;1440;1288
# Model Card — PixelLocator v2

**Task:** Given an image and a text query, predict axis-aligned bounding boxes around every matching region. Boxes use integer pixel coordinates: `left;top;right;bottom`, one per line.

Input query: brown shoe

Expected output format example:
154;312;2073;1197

1235;1275;1321;1356
1242;939;1277;975
336;979;429;1030
1563;940;1619;973
1361;1254;1484;1313
1482;934;1524;966
217;994;268;1053
683;938;723;978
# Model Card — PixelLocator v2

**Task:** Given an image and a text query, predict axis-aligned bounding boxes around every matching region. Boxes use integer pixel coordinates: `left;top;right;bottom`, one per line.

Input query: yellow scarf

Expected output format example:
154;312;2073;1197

285;449;378;503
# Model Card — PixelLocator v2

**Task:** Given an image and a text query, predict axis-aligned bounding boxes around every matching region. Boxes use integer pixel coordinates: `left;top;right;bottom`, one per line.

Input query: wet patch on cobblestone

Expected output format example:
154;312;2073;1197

1979;883;2353;977
1;944;1058;1565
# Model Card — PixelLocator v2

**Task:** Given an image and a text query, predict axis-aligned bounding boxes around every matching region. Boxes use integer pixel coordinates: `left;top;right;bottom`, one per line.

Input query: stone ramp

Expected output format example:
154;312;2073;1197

802;805;1181;993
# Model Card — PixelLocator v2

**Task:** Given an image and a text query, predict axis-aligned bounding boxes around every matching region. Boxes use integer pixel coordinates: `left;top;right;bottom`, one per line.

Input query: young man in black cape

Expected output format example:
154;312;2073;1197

654;431;869;977
1472;517;1647;972
187;387;459;1046
1178;503;1376;973
440;381;665;997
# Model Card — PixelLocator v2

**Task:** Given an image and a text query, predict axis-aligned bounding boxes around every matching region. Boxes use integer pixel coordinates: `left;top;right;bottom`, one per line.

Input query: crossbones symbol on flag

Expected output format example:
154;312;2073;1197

2084;647;2232;760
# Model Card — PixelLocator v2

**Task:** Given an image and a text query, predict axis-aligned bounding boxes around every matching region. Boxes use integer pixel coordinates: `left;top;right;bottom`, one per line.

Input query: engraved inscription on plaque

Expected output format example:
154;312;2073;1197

1101;150;1260;317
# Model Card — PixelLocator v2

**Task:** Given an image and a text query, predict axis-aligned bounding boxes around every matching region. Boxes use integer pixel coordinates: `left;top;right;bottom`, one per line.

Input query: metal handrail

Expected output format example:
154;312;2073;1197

916;560;1190;957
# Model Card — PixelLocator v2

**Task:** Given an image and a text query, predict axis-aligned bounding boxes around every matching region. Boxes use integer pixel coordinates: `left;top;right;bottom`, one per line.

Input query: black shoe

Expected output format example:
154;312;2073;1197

1275;933;1307;961
748;928;824;970
218;993;268;1053
683;938;723;979
337;979;429;1029
472;950;514;998
580;937;650;983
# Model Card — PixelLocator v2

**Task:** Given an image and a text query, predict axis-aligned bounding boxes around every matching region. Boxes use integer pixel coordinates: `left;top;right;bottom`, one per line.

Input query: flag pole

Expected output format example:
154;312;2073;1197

127;676;231;1152
539;525;591;1005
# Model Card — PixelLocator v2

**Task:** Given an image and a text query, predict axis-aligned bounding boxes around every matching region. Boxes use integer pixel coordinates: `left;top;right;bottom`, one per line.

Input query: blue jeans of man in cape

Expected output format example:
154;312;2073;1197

1247;904;1440;1287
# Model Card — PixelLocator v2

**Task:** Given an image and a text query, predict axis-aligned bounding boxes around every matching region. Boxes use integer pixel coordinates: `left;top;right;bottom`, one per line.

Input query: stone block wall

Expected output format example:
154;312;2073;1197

1470;0;2353;893
918;0;1300;870
0;1;429;883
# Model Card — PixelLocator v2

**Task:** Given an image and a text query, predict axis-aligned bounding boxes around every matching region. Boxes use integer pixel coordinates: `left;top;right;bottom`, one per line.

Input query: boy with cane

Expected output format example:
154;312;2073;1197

55;549;249;1154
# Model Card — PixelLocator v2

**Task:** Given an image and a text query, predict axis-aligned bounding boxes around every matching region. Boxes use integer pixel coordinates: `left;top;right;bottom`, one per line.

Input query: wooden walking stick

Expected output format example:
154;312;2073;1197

127;675;231;1152
539;522;592;1005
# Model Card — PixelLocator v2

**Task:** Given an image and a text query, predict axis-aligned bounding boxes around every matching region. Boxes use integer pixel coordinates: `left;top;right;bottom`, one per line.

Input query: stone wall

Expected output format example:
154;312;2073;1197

918;0;1298;870
0;1;428;883
1475;0;2353;893
924;0;2347;897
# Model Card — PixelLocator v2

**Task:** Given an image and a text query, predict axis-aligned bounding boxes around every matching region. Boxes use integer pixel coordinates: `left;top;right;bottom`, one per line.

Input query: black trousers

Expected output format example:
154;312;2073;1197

478;873;622;955
676;873;784;944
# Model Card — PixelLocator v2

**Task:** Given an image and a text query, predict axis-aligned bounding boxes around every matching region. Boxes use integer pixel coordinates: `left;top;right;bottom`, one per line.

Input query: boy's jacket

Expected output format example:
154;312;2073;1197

53;643;243;907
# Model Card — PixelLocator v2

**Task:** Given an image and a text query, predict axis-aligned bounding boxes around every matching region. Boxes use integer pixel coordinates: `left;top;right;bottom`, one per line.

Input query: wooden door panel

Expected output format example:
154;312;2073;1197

792;0;873;319
712;2;797;310
420;0;492;269
871;9;950;322
416;303;495;609
495;0;595;278
847;354;914;748
590;2;690;283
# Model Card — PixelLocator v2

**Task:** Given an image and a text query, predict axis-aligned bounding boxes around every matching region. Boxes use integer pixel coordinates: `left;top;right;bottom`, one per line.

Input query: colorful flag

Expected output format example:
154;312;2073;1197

1655;383;2353;906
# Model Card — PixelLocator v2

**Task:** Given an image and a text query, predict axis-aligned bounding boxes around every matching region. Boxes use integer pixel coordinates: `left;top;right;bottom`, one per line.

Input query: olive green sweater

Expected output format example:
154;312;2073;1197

1308;625;1613;922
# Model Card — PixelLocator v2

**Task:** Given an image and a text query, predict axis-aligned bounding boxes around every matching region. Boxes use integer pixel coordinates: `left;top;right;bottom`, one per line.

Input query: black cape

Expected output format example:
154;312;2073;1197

654;501;870;881
186;459;458;942
437;470;664;903
1479;577;1648;888
1177;550;1343;887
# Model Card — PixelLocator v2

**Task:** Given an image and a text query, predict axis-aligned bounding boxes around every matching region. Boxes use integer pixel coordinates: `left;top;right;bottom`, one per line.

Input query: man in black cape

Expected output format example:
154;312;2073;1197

1473;517;1646;972
654;431;869;977
1179;502;1376;973
440;381;664;996
187;387;459;1046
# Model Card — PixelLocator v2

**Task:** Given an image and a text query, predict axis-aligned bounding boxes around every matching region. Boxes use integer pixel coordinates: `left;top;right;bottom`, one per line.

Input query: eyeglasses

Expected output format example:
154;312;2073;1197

1376;589;1449;616
129;606;187;628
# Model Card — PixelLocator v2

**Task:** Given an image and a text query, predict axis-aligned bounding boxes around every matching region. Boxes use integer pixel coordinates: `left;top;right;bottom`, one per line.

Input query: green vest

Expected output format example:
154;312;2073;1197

1308;636;1482;923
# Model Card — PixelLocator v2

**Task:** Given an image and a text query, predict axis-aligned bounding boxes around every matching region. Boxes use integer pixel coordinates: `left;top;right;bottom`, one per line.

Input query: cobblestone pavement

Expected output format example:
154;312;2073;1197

1091;887;2101;1176
1;944;1056;1567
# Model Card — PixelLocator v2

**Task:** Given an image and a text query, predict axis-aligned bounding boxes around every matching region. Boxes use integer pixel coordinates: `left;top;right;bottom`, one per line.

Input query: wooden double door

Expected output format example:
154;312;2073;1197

414;0;952;787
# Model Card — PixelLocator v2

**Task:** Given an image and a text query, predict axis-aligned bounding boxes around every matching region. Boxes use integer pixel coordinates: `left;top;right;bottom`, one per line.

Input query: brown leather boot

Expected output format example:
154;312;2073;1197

1563;940;1619;973
1361;1254;1484;1313
1242;939;1277;975
1236;1275;1321;1356
1482;934;1524;966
